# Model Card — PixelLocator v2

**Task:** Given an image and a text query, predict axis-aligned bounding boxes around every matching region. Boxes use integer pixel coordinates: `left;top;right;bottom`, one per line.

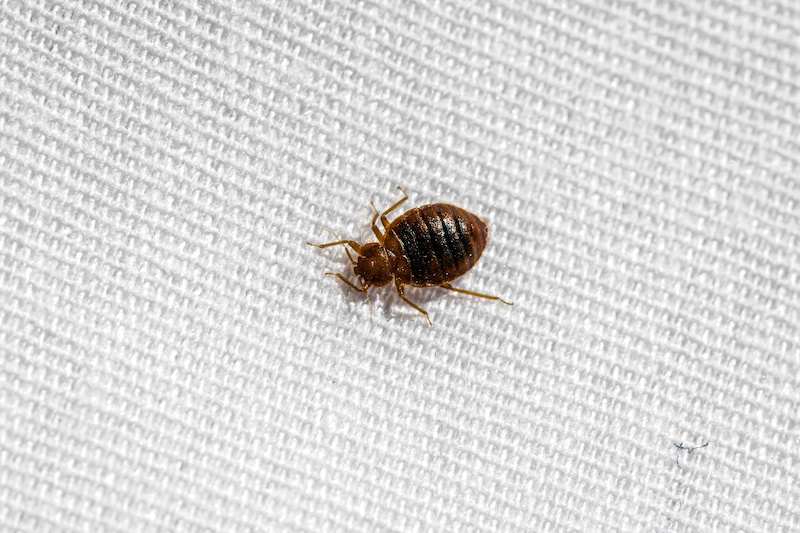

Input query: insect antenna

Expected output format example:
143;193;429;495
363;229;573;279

360;279;374;323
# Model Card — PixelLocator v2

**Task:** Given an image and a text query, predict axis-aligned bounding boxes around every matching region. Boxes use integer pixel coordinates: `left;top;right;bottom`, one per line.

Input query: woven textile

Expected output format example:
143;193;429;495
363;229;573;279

1;0;798;531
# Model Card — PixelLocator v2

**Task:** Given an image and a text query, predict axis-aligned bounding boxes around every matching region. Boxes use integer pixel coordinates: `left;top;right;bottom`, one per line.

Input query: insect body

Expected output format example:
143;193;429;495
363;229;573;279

309;187;512;324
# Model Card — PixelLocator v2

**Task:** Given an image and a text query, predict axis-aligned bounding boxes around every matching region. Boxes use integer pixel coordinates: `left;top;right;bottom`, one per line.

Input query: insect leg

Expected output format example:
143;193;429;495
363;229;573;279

325;273;374;323
325;272;363;292
379;186;409;230
439;283;513;305
370;203;384;242
395;281;432;325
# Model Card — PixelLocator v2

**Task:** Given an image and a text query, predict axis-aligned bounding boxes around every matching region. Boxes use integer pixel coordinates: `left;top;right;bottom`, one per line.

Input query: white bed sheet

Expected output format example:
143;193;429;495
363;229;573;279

1;0;798;531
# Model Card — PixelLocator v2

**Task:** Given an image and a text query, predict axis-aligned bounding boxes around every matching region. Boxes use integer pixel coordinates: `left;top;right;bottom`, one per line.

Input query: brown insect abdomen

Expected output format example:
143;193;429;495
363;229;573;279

384;203;488;287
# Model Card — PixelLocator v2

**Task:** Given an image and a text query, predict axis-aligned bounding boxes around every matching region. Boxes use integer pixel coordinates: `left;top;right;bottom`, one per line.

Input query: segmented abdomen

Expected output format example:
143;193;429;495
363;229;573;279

384;203;488;286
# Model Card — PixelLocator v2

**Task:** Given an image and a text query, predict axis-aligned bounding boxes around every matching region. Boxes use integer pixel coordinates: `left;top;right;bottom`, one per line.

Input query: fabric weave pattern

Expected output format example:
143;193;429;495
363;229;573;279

1;0;798;531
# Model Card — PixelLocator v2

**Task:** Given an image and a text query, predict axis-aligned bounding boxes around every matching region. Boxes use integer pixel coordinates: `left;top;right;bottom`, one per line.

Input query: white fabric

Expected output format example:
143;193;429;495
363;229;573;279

1;0;798;531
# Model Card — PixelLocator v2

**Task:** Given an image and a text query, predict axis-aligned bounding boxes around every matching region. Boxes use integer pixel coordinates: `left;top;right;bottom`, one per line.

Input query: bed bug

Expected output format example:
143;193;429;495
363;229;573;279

308;187;512;324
